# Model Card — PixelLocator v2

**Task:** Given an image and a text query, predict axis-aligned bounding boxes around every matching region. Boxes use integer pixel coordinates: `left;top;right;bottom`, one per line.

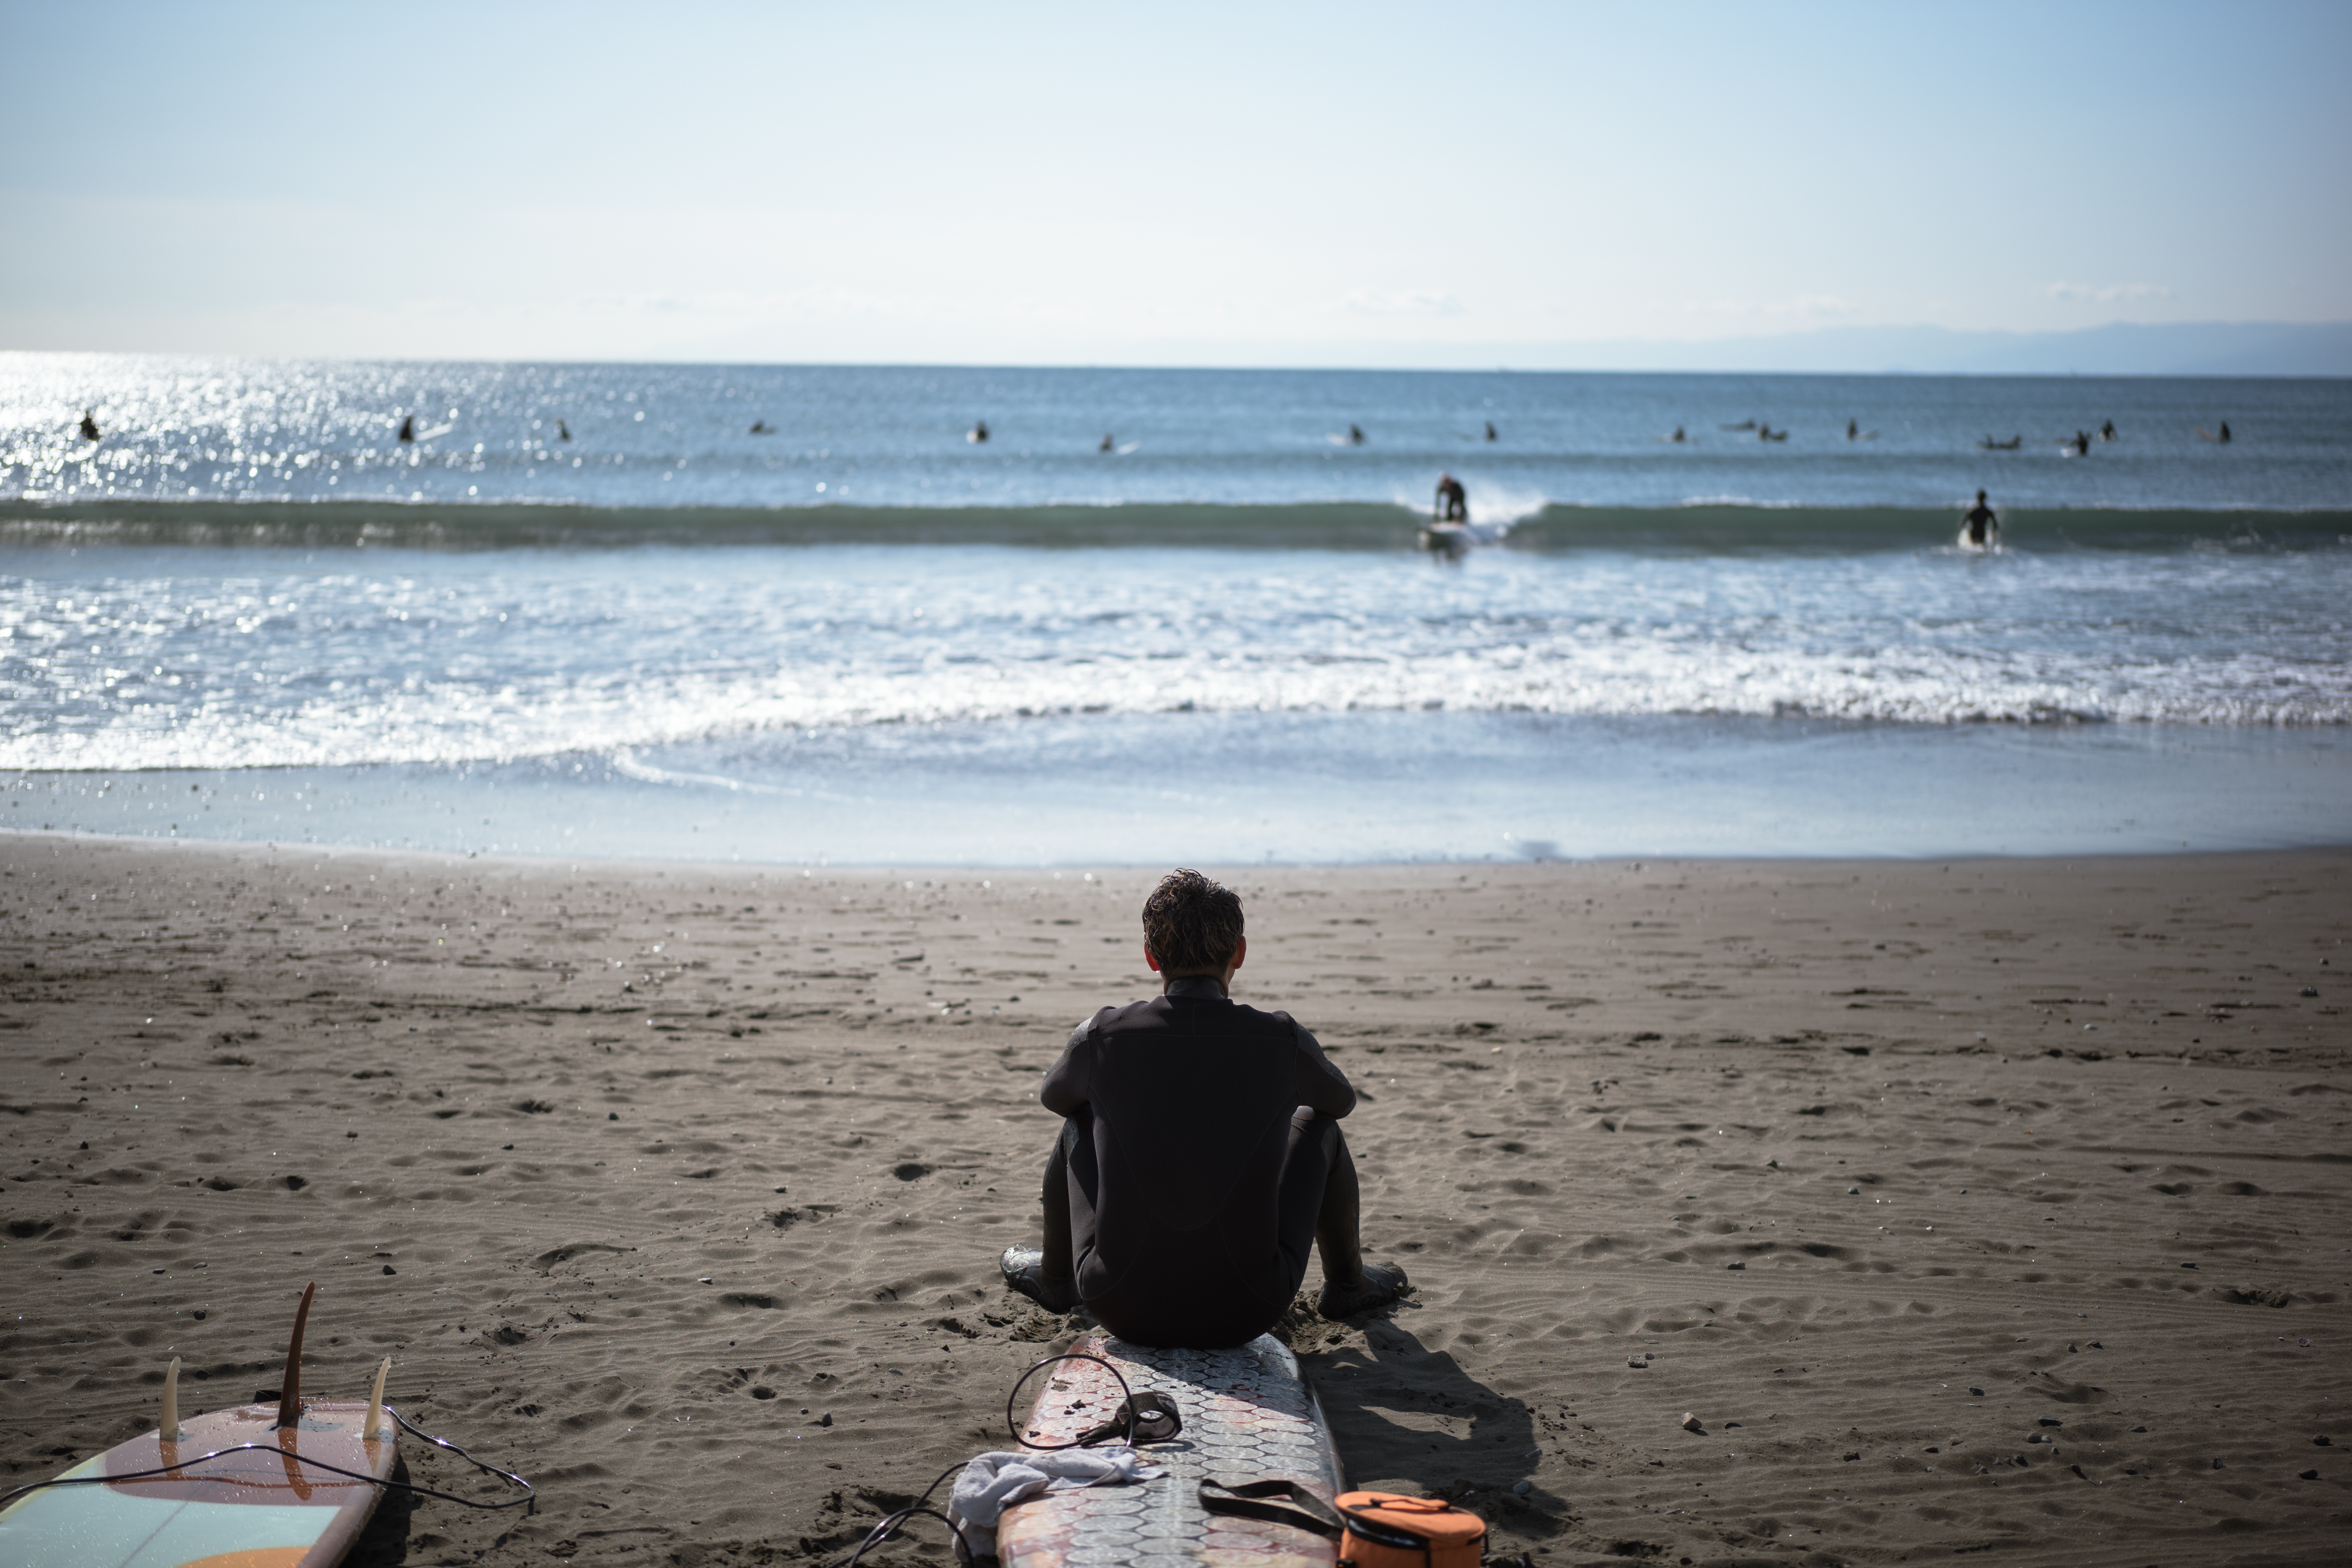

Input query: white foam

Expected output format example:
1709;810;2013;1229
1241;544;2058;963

5;539;2347;774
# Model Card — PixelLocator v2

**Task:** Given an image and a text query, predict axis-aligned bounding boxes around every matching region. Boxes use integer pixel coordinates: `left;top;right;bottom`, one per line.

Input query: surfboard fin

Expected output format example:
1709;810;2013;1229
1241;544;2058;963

275;1281;317;1429
365;1356;391;1442
161;1355;183;1440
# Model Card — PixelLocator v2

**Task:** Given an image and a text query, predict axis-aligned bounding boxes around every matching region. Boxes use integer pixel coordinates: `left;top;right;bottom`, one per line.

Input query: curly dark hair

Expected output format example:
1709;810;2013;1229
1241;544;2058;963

1141;869;1244;975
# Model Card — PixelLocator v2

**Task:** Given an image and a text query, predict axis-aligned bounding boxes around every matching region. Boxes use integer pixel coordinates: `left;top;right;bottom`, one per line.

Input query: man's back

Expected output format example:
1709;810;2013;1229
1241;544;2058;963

1040;979;1353;1345
1000;868;1406;1346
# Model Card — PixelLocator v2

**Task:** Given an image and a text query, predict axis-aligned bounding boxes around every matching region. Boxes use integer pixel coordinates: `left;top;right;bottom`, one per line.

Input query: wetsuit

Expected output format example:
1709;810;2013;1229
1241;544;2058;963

1037;975;1358;1348
1962;502;1997;546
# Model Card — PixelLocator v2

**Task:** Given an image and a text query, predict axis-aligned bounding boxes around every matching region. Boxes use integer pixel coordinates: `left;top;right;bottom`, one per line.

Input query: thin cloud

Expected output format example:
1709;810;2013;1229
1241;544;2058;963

2046;282;2173;303
1342;290;1469;318
1681;295;1861;320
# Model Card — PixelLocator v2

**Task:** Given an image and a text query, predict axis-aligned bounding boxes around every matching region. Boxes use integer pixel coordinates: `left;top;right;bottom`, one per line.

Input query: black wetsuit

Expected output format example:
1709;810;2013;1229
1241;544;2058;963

1038;975;1357;1347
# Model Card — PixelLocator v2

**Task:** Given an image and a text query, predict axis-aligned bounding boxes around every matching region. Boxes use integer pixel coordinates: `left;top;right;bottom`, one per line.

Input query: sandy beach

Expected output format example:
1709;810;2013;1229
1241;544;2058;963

2;834;2346;1567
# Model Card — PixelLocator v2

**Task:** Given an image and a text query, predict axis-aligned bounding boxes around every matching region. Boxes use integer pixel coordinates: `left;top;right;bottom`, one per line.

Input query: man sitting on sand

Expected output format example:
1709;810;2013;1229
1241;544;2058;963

999;870;1409;1347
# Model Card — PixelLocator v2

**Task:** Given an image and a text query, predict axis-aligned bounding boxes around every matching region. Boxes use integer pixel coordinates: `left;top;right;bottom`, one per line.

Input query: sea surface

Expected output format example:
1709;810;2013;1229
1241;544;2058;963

5;353;2348;862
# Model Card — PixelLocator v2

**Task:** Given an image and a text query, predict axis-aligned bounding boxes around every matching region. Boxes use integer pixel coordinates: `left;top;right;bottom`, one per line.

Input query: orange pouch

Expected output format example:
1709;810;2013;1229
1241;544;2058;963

1198;1480;1488;1567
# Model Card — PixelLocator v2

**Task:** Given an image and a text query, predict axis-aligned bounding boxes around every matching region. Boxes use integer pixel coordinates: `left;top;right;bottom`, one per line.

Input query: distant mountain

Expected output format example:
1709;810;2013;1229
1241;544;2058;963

1462;321;2352;377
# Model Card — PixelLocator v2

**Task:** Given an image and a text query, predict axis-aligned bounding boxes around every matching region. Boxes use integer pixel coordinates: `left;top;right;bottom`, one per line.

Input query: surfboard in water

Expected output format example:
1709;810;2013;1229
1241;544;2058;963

995;1332;1343;1567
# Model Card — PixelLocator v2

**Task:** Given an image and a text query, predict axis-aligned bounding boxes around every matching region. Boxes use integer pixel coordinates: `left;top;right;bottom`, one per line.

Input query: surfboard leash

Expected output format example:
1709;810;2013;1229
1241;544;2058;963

385;1402;537;1509
1003;1350;1182;1451
823;1352;1187;1566
818;1459;970;1568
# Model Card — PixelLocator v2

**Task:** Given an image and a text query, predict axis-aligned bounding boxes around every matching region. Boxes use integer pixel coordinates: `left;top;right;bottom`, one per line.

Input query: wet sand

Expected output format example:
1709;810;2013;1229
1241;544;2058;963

2;835;2347;1566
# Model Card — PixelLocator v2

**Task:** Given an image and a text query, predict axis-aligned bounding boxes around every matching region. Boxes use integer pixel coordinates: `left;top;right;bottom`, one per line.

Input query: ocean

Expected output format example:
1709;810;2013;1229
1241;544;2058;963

5;353;2348;862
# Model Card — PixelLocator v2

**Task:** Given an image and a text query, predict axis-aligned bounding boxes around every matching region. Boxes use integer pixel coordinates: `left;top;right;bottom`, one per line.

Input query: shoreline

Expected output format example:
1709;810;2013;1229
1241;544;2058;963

14;701;2352;865
11;823;2352;870
2;835;2346;1564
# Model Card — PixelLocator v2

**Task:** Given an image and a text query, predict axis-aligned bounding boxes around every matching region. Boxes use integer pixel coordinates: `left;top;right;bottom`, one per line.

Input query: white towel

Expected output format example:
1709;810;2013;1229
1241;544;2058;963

947;1447;1165;1559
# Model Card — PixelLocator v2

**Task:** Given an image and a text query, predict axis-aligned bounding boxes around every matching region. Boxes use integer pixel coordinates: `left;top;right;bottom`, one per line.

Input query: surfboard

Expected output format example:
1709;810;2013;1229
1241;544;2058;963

995;1332;1344;1567
0;1398;396;1568
0;1283;396;1568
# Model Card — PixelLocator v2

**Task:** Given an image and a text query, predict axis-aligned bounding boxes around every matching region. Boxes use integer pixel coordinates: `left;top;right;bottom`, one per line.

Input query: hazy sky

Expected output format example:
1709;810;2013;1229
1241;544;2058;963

5;1;2347;365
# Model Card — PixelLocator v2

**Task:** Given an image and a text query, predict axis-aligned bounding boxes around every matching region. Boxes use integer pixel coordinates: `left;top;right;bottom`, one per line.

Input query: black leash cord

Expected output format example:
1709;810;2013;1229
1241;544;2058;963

385;1404;534;1502
0;1405;534;1514
1002;1352;1137;1452
822;1460;972;1568
826;1351;1169;1566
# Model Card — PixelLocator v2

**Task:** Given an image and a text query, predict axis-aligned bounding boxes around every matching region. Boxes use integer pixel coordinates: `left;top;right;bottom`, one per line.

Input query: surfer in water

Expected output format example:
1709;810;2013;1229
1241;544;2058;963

1434;472;1468;523
397;414;415;443
1100;433;1115;453
556;419;571;442
1962;489;2000;549
999;870;1409;1346
78;408;100;442
1347;423;1365;446
969;419;990;444
1484;420;1498;442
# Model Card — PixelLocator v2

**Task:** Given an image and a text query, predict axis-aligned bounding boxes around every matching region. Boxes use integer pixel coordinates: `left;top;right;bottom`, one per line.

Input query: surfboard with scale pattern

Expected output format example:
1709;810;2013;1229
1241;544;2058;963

995;1332;1343;1568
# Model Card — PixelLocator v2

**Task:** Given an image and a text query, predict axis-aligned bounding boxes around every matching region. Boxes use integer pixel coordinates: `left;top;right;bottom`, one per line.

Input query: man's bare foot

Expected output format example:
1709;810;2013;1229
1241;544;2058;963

1317;1261;1409;1319
999;1245;1080;1314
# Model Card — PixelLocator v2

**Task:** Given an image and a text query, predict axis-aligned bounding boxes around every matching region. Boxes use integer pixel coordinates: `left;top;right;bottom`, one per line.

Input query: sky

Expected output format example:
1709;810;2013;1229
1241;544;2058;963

4;0;2348;366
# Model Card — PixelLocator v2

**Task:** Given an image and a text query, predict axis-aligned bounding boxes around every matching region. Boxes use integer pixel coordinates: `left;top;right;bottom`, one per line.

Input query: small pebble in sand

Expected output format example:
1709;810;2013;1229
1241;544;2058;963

2027;1433;2050;1444
1969;1388;1984;1396
1628;1354;1652;1369
2211;1458;2224;1469
1524;1447;1542;1460
2302;987;2319;997
1679;1412;1705;1433
2038;1417;2063;1427
2317;1436;2334;1447
2302;1469;2322;1480
1847;1186;1860;1195
1726;1261;1745;1271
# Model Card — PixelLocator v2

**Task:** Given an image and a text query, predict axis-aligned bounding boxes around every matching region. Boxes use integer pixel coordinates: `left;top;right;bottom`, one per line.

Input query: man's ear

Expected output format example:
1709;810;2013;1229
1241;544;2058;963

1227;935;1247;972
1143;945;1162;974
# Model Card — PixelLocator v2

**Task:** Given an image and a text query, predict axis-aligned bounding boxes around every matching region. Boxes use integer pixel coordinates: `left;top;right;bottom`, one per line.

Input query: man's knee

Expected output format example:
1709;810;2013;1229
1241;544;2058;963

1288;1105;1345;1166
